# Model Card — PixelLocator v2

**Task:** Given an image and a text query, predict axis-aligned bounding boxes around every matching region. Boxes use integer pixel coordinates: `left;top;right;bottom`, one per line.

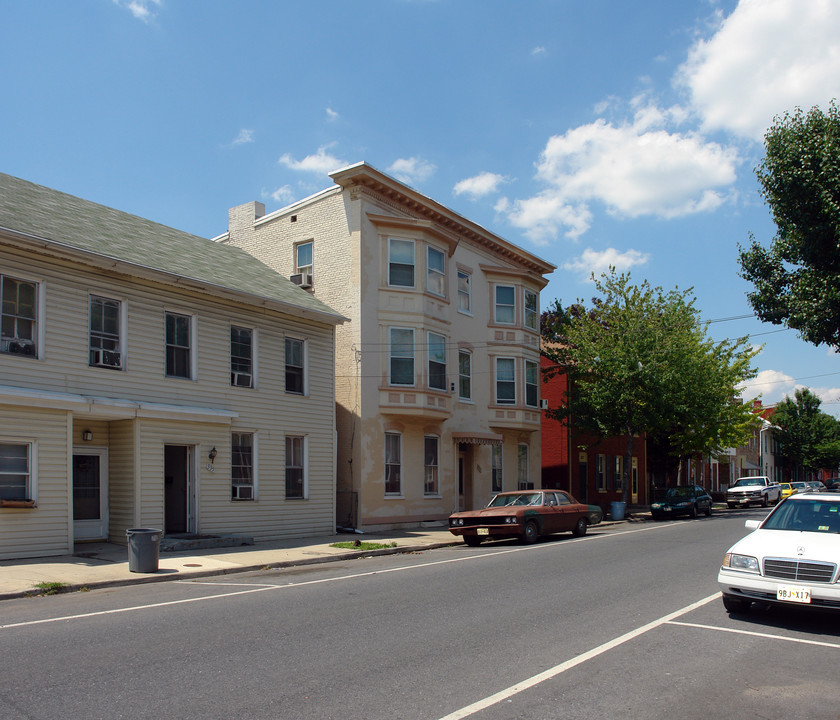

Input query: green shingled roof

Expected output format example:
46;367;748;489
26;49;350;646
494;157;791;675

0;172;342;324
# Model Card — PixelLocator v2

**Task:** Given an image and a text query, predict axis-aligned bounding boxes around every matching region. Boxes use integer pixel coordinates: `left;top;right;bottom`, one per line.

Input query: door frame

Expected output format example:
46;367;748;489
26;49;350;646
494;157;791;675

164;444;197;535
72;447;109;542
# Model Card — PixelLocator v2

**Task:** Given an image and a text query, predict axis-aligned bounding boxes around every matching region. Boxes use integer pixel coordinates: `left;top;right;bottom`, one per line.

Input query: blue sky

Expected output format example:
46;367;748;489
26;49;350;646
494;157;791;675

3;0;840;413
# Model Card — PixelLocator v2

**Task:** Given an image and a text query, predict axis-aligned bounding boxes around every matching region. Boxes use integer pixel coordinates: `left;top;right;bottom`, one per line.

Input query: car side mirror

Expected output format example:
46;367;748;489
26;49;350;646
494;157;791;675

745;519;761;530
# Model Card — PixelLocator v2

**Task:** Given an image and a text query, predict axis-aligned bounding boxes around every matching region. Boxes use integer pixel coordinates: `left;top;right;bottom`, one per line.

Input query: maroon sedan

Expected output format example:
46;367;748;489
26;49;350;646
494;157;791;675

448;490;603;546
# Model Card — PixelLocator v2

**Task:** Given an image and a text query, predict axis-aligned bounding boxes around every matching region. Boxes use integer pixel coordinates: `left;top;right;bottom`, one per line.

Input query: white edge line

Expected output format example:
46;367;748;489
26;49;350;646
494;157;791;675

435;592;721;720
668;620;840;649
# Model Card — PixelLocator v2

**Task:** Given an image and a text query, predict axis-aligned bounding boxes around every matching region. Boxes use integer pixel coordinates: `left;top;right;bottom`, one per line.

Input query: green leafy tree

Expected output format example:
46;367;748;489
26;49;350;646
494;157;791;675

543;270;759;502
771;388;840;476
738;101;840;348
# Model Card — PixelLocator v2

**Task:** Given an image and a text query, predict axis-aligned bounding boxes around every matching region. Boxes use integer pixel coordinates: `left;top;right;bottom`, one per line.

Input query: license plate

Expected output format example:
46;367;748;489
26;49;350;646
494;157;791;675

477;528;489;535
777;585;811;604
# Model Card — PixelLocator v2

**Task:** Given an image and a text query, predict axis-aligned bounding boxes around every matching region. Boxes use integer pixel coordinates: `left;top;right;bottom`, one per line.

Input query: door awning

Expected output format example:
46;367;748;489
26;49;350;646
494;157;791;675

452;431;504;445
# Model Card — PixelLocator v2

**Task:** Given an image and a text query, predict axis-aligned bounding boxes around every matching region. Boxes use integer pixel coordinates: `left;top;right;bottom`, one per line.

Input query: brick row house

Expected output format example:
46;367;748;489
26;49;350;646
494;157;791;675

218;162;555;530
0;173;344;560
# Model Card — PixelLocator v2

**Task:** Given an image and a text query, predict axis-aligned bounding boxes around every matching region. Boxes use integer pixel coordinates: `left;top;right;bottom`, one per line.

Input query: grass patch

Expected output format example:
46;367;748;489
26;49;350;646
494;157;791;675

330;541;398;551
32;581;69;596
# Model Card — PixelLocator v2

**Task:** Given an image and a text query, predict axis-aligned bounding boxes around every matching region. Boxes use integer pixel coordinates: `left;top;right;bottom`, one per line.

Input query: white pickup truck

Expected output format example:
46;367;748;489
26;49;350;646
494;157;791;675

726;476;781;508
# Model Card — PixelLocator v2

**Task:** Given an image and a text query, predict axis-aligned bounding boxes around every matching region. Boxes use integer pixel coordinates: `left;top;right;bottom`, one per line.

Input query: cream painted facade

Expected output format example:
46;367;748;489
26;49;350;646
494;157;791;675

219;163;555;531
0;173;343;559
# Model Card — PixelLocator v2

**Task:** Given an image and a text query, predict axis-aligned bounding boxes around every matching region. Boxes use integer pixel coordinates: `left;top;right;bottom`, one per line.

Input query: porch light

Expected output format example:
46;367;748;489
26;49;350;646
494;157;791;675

209;447;217;464
82;430;93;442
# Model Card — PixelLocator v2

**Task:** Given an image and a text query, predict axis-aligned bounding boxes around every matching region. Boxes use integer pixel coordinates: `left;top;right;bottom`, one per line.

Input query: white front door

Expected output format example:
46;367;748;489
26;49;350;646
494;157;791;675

73;449;108;541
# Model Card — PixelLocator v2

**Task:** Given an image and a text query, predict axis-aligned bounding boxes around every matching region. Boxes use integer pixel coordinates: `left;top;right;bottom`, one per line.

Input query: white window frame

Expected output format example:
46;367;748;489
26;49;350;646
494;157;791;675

492;444;503;493
295;240;313;276
427;332;446;391
285;336;306;395
525;359;539;408
0;273;42;359
231;431;256;501
458;349;472;401
494;285;516;325
231;325;255;389
165;310;195;380
285;435;307;499
524;289;538;331
424;435;439;496
495;357;516;405
89;294;124;370
385;432;402;496
457;270;471;315
389;327;415;386
0;439;36;502
388;238;415;288
596;454;606;492
426;245;446;297
517;444;530;490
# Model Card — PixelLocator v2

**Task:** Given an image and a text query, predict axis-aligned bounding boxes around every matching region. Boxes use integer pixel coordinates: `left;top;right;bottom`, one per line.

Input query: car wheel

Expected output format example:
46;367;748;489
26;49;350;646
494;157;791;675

463;535;482;547
722;596;751;614
522;520;539;544
572;518;587;537
761;495;768;507
705;502;712;516
688;504;697;518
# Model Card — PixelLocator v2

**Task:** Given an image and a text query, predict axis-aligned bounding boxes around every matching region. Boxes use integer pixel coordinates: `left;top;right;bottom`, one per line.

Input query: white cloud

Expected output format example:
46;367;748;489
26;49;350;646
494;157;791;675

278;144;347;175
268;185;295;204
453;172;507;198
739;368;796;405
531;46;546;56
563;248;650;280
114;0;161;22
387;157;436;185
232;129;254;146
677;0;840;141
326;107;339;121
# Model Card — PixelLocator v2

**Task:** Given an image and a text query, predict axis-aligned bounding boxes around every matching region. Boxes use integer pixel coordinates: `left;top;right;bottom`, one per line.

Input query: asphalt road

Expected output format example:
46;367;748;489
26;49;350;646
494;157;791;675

1;509;838;720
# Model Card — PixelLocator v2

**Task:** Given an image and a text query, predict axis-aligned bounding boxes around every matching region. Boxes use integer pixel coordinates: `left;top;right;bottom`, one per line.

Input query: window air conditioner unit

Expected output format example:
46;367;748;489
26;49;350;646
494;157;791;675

91;349;122;368
231;372;253;388
539;399;549;410
290;272;312;289
5;338;35;356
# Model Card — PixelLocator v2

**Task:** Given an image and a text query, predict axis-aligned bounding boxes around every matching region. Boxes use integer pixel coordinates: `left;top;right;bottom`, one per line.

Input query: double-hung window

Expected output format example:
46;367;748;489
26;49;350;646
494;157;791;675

385;432;401;495
296;241;313;278
524;290;538;331
458;350;472;401
0;442;32;501
457;270;471;314
89;296;122;369
492;444;503;493
525;360;539;407
495;357;516;405
389;238;414;287
518;444;530;490
389;328;414;386
231;326;253;388
596;454;606;491
285;337;304;394
1;274;37;358
494;285;515;324
231;432;254;500
165;312;192;379
424;436;439;495
428;332;446;391
285;436;305;499
427;246;446;296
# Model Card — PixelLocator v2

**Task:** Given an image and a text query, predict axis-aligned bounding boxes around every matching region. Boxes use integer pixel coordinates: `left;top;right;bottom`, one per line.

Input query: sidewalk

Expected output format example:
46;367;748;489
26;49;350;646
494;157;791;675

0;512;645;601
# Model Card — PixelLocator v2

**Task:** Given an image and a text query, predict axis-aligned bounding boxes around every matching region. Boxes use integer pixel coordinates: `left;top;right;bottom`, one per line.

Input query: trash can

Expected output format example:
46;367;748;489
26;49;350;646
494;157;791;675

610;501;627;521
126;528;162;573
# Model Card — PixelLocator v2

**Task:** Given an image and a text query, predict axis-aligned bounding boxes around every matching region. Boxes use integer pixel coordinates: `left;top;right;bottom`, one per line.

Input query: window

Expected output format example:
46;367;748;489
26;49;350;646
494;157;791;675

494;285;515;324
231;326;253;388
89;296;122;369
596;454;606;491
524;290;538;330
457;270;471;314
389;328;414;386
495;357;516;405
427;246;446;296
1;275;37;357
385;432;401;495
165;312;191;378
525;360;539;407
286;436;305;499
295;241;313;276
285;337;304;394
428;332;446;391
517;444;530;490
614;456;623;491
388;238;414;287
492;444;503;493
0;442;32;501
231;433;254;500
458;350;472;401
424;436;439;495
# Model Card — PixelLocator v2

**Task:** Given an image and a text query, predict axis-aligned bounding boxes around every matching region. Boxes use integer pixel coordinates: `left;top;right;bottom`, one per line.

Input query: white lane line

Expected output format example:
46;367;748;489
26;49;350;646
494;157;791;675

668;620;840;649
435;592;721;720
0;523;674;631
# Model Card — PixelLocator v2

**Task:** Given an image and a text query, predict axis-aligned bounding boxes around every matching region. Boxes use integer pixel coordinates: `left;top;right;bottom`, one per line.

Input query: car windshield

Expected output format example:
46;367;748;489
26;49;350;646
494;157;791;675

487;493;542;507
762;499;840;533
734;478;764;487
665;487;693;498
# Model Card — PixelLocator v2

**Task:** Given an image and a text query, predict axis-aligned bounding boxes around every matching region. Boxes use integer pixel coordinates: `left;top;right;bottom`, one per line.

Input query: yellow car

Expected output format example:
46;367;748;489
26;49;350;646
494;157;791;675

779;482;796;500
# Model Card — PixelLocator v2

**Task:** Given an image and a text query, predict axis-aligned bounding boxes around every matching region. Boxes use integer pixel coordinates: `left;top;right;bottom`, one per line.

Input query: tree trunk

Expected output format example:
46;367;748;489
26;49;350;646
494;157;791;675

623;428;633;505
